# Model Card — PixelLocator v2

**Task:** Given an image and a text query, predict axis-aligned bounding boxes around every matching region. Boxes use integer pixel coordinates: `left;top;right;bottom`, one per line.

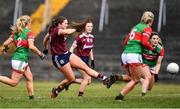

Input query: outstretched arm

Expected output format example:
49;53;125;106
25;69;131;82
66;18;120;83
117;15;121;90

155;56;163;74
58;28;76;35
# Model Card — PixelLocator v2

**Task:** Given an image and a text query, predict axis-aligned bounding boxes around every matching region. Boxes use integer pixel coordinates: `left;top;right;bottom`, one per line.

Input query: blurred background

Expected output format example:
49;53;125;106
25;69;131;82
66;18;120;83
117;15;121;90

0;0;179;83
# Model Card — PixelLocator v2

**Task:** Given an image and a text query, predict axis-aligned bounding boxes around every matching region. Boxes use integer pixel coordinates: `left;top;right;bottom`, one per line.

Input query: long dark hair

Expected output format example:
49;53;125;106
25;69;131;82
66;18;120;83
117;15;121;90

69;18;93;32
48;16;67;33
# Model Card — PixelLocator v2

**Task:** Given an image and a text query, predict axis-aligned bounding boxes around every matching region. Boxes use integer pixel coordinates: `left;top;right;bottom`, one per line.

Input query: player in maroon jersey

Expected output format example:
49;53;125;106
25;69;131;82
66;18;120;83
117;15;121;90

43;16;110;98
58;19;94;96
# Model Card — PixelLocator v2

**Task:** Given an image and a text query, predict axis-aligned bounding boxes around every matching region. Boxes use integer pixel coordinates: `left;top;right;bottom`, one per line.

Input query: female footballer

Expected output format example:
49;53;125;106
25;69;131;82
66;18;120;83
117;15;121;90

68;19;95;96
107;11;157;101
141;32;164;96
0;15;44;99
43;16;109;98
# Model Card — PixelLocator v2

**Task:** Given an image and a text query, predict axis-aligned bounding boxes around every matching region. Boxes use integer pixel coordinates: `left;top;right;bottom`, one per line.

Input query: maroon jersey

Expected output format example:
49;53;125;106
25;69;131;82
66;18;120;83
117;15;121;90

49;27;68;55
73;33;94;57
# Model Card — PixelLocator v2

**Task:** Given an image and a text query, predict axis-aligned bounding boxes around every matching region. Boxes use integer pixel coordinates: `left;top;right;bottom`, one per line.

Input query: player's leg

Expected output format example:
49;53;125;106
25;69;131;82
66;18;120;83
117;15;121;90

23;66;34;99
114;68;131;82
115;53;142;101
148;74;155;91
69;54;107;83
51;63;75;98
141;65;151;96
115;64;142;101
0;71;22;87
77;69;91;96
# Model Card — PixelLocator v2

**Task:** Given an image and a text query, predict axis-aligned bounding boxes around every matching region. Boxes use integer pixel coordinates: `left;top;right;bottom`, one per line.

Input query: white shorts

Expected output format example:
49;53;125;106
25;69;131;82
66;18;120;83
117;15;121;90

11;60;28;72
150;66;156;74
121;53;142;65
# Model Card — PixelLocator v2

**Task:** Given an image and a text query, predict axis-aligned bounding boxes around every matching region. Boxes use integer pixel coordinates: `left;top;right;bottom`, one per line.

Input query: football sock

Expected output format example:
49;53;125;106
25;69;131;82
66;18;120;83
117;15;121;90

97;73;107;80
78;92;84;96
57;86;63;93
29;95;34;100
116;75;123;81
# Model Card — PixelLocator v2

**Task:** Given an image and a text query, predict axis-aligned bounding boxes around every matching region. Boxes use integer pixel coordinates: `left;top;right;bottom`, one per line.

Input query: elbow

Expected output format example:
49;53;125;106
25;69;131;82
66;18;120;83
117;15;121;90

28;45;34;51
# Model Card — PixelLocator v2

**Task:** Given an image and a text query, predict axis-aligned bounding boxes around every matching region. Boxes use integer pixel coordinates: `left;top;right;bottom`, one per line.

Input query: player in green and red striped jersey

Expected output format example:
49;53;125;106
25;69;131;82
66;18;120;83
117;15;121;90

141;32;164;96
0;15;45;100
107;11;156;101
109;32;164;96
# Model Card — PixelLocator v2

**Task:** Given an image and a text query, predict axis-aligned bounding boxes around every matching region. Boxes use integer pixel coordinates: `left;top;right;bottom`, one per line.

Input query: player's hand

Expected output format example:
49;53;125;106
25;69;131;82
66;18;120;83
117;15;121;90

43;49;48;55
39;52;46;60
91;60;95;69
2;45;9;53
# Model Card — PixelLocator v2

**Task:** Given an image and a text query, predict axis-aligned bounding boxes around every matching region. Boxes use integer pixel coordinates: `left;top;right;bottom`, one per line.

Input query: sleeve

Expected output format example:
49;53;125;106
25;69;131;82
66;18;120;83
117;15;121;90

159;48;164;56
9;33;14;41
123;34;130;45
141;27;154;51
27;31;35;41
73;35;80;47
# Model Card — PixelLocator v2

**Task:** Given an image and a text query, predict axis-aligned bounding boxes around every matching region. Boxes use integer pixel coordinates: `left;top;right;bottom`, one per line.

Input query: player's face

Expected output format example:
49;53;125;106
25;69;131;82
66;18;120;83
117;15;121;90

148;20;154;27
60;19;68;29
150;35;159;47
85;23;93;34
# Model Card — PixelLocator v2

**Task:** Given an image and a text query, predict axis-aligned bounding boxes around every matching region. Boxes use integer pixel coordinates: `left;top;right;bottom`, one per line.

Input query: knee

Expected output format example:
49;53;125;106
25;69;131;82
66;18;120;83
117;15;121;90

11;81;19;87
68;77;76;83
26;75;33;82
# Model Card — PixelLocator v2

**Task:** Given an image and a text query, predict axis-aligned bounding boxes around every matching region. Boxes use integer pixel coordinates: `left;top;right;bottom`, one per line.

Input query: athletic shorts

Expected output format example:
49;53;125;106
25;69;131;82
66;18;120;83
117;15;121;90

52;52;71;69
142;64;156;74
11;60;28;72
150;66;156;74
80;56;89;65
121;53;142;65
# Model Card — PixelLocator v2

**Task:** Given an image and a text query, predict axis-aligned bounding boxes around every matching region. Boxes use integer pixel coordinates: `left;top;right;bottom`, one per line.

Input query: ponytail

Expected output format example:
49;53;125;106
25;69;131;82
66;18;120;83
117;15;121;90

11;15;31;33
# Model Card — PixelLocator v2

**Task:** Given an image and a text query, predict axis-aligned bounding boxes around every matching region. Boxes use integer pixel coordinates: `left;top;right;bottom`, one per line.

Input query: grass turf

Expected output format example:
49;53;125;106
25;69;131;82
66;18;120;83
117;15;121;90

0;81;180;108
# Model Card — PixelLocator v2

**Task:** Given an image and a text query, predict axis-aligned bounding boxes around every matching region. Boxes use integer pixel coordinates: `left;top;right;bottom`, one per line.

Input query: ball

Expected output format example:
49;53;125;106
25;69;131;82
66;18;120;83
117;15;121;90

167;63;179;74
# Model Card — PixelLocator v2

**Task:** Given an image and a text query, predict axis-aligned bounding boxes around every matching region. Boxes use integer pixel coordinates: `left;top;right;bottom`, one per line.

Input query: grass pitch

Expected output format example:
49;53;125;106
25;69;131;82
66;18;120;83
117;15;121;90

0;81;180;108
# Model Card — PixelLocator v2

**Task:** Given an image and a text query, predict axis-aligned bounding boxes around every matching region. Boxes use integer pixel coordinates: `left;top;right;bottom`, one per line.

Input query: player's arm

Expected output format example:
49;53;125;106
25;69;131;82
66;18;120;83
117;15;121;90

28;32;42;57
70;37;79;53
69;44;76;53
155;48;164;74
90;49;94;60
123;34;130;46
3;38;13;47
141;27;154;51
3;33;14;47
43;33;50;50
90;49;95;69
155;56;163;74
58;28;76;35
2;34;14;52
28;39;42;57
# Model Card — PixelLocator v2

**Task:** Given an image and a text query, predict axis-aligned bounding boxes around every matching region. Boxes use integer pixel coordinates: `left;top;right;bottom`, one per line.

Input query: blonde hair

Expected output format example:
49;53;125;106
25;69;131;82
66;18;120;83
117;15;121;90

11;15;31;33
141;11;154;24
